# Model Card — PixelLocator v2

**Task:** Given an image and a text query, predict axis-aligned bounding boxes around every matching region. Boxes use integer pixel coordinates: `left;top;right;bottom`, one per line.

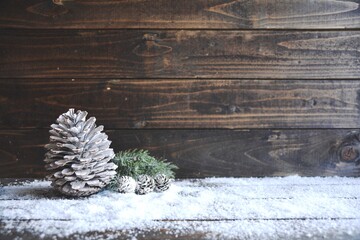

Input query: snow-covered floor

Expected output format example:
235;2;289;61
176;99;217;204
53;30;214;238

1;176;360;240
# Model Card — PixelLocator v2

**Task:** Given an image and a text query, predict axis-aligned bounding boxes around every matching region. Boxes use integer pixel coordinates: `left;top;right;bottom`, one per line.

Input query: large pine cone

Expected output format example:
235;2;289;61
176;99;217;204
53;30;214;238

44;109;117;197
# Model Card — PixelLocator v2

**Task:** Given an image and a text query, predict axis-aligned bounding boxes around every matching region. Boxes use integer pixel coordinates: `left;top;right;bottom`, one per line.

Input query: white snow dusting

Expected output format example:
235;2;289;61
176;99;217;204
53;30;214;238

1;176;360;239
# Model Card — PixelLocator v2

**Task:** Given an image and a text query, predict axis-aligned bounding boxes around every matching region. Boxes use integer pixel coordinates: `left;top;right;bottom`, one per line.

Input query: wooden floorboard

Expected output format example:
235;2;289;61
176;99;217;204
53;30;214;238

0;222;207;240
1;129;360;178
1;178;360;240
0;0;359;29
2;183;360;200
1;219;360;240
2;79;360;129
1;30;360;79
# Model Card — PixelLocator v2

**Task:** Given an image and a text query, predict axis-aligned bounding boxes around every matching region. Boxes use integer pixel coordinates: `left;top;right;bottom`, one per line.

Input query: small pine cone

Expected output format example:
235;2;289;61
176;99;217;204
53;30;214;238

135;175;155;195
44;109;117;197
115;176;137;193
154;174;171;192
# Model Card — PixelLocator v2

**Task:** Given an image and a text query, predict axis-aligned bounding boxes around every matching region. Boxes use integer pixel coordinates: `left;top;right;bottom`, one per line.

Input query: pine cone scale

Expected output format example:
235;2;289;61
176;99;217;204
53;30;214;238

64;176;76;181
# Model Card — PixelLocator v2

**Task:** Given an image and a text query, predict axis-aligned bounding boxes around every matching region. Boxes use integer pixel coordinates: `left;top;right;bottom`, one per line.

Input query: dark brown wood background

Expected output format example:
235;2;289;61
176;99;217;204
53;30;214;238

1;0;360;178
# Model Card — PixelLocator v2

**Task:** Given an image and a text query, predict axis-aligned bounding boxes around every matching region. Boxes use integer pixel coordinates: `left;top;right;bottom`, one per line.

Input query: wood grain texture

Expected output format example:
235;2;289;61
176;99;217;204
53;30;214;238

1;30;360;79
1;79;360;129
1;129;359;178
0;0;360;29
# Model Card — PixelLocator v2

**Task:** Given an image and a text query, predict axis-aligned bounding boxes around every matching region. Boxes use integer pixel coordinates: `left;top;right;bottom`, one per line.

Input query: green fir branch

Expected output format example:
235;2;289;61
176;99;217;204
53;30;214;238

111;149;178;180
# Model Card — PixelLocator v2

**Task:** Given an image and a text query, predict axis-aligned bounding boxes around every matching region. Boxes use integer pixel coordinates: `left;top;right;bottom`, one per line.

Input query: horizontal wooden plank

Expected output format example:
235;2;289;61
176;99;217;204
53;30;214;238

1;79;360;129
0;129;359;178
1;30;360;79
0;222;205;240
2;219;359;240
2;179;360;200
0;0;360;29
1;178;360;239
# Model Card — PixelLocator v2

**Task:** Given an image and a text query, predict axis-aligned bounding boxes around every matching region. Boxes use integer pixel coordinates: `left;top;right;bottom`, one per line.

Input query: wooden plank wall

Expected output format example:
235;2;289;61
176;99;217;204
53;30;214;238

0;0;360;178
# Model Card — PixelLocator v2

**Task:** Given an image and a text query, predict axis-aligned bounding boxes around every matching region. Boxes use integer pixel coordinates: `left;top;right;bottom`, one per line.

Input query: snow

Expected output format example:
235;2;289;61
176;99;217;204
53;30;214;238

1;176;360;239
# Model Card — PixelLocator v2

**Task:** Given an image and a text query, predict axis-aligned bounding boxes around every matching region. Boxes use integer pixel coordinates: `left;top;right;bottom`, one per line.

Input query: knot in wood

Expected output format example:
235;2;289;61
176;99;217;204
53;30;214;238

133;120;147;129
143;34;158;42
340;145;358;162
52;0;63;5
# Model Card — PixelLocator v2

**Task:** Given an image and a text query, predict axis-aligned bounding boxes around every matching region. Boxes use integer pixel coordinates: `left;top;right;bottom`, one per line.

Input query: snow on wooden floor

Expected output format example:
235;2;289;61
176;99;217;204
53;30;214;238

1;176;360;240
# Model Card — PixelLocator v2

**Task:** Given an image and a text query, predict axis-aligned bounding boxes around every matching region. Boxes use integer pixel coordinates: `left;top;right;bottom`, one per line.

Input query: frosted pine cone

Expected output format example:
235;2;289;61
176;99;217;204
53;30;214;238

154;174;171;192
44;109;117;197
135;175;155;195
115;176;137;193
